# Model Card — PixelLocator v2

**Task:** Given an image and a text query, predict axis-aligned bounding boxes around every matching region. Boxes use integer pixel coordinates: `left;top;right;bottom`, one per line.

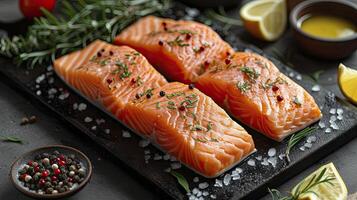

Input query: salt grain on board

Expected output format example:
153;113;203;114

210;194;217;199
299;146;306;151
202;191;209;196
91;126;97;131
235;167;243;174
325;128;332;133
278;154;285;160
261;158;269;166
73;103;78;110
36;74;46;83
255;156;262;161
337;115;343;120
153;154;162;160
318;121;326;129
268;148;276;157
247;159;255;166
331;123;339;130
337;108;344;115
193;177;199;183
268;157;277;168
171;162;181;169
307;136;317;143
311;85;321;92
96;118;105;125
296;74;302;80
36;90;42;96
214;179;223;187
198;182;209;190
329;108;336;114
104;129;110;134
163;154;170;160
122;131;131;138
78;103;87;111
138;139;150;148
84;117;93;123
304;143;313;149
223;174;231;186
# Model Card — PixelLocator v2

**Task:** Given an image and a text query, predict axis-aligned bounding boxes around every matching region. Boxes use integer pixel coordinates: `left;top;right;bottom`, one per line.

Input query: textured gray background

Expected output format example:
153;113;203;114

0;0;356;199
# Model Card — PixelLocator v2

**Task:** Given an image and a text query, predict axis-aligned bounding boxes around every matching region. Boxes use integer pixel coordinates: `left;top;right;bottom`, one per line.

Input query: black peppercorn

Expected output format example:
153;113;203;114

188;84;195;89
159;91;165;97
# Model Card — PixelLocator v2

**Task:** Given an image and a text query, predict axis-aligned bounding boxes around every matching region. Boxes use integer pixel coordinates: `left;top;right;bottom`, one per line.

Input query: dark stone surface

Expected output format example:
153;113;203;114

0;0;357;200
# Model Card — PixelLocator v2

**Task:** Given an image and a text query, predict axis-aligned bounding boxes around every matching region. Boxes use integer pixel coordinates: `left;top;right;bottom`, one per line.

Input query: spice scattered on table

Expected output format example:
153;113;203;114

18;150;86;194
20;115;37;125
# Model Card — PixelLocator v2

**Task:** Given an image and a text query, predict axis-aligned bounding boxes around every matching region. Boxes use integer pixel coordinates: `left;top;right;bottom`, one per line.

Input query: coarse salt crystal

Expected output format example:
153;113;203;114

78;103;87;111
268;148;276;157
91;126;97;131
255;156;262;161
337;108;344;115
36;90;42;96
153;154;162;160
296;74;302;80
84;117;92;123
202;191;209;196
235;168;243;173
197;191;202;197
163;154;170;160
185;8;199;17
289;72;295;78
193;177;199;183
325;128;332;133
231;170;240;177
164;168;171;173
311;85;321;92
331;123;339;130
337;115;343;120
36;74;46;83
35;85;40;89
223;174;231;186
330;115;337;122
210;194;217;199
58;92;69;100
278;154;286;160
139;139;150;148
247;159;255;167
192;188;199;195
261;158;269;166
73;103;78;110
307;136;317;143
122;131;131;138
299;146;306;151
198;182;209;189
318;121;326;129
96;118;105;125
144;150;150;154
214;179;223;187
329;108;336;114
144;155;151;161
304;143;313;148
232;175;240;180
268;157;277;168
104;129;110;134
171;162;181;169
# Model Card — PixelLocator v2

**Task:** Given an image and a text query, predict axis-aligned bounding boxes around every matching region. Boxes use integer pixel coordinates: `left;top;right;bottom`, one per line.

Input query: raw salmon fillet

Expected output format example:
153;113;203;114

54;40;167;118
114;16;234;83
120;82;255;177
196;52;322;141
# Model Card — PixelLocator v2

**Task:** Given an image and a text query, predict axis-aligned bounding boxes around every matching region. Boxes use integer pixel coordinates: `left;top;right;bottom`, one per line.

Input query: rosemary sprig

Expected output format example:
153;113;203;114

170;171;190;193
0;136;23;144
285;127;317;162
269;167;335;200
0;0;170;68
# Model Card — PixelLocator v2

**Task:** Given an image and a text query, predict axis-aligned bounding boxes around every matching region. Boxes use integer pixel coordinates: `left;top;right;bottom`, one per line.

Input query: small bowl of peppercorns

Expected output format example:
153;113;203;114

10;145;92;199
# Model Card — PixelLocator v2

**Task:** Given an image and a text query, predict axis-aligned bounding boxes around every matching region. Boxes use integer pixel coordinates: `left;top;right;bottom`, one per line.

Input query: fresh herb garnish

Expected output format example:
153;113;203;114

135;76;143;86
193;138;207;143
206;122;213;132
191;124;204;131
261;77;287;90
240;66;260;80
269;167;335;200
156;102;161;109
167;36;189;47
311;70;325;83
177;30;195;35
114;61;131;79
286;127;317;162
167;101;176;110
166;91;185;99
293;96;302;106
170;171;190;193
236;81;251;93
0;136;23;144
0;0;170;68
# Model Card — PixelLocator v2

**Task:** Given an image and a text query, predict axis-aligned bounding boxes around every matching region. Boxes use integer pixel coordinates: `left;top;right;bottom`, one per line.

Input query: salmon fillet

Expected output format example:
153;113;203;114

120;82;255;177
53;40;167;118
196;52;322;141
114;16;234;83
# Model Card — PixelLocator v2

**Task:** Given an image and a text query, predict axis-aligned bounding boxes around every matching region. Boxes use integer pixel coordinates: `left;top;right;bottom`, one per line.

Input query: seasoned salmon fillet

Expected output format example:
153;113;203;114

120;82;255;177
196;52;322;141
54;40;167;118
114;16;234;83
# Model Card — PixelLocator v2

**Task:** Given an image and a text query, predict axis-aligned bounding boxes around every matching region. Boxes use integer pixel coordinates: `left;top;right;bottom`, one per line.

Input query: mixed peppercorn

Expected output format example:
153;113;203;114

18;151;86;195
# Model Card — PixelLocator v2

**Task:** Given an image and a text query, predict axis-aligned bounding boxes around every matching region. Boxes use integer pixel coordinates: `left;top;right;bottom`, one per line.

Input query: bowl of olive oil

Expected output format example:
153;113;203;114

290;0;357;59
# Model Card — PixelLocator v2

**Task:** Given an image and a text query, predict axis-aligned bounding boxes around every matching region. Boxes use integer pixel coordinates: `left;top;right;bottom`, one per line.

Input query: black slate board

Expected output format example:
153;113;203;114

1;3;357;200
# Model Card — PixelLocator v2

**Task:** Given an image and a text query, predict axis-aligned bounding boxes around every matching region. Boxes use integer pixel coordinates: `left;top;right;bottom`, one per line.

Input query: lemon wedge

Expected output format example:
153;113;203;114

338;63;357;105
292;163;348;200
240;0;287;41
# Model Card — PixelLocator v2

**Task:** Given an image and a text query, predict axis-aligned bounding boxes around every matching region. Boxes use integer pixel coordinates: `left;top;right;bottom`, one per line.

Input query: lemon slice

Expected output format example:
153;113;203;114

240;0;287;41
338;63;357;105
292;163;348;200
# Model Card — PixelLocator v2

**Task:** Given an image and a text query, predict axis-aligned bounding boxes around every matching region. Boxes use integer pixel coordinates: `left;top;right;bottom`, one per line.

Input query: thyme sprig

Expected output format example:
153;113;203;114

0;0;170;68
269;167;335;200
285;127;317;162
0;136;23;144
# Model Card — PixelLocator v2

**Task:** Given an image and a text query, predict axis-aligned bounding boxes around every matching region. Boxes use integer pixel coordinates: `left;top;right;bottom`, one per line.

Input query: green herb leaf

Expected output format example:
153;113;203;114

236;81;251;93
0;0;170;68
170;171;190;193
240;66;260;80
286;127;317;162
311;70;325;83
1;136;23;144
167;36;189;47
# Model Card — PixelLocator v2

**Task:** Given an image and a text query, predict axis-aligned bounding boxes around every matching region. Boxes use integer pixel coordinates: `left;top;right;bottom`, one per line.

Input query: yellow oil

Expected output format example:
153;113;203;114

300;15;357;39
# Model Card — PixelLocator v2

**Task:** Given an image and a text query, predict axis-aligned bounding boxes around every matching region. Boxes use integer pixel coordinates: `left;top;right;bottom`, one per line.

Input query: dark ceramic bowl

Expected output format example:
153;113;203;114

179;0;242;8
10;145;92;199
290;0;357;59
